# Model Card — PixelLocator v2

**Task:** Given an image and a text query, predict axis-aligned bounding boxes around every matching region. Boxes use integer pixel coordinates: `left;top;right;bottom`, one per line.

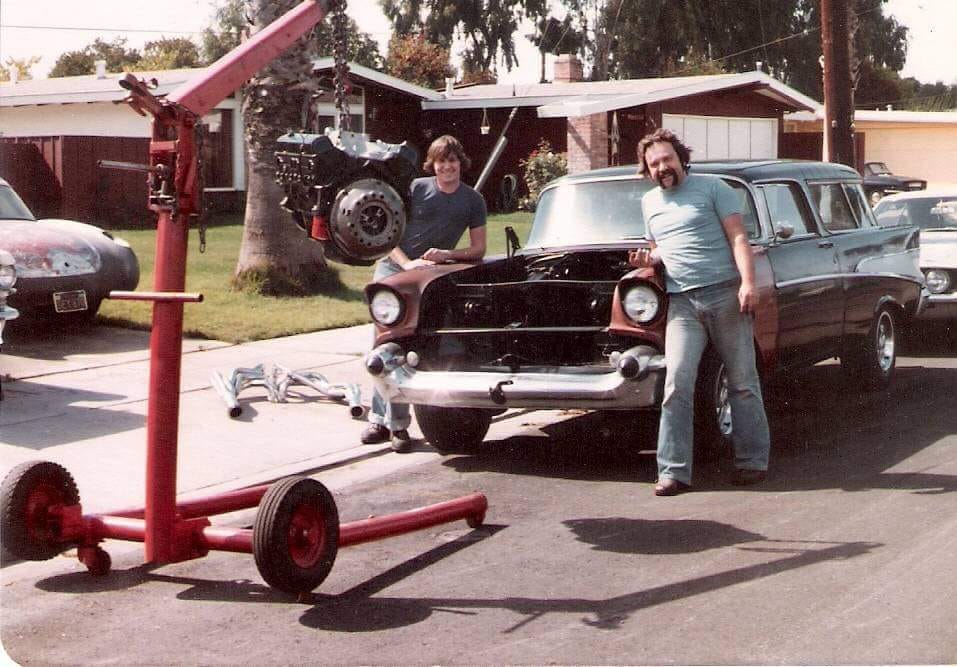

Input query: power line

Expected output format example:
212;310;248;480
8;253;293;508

0;23;201;35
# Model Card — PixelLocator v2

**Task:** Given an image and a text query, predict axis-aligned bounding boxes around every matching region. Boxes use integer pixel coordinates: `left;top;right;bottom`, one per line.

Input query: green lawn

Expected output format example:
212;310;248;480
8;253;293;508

99;211;533;343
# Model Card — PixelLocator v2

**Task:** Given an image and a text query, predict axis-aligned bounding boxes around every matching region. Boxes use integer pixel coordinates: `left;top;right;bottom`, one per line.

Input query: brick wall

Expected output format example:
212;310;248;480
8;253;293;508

567;113;609;173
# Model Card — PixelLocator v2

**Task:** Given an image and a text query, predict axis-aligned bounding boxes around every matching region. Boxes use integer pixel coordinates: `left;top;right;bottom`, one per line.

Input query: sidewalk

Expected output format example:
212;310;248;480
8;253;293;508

0;324;428;514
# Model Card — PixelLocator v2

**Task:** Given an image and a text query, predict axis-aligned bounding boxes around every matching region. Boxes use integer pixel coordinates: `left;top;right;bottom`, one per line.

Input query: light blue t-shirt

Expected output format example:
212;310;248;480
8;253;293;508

641;173;741;293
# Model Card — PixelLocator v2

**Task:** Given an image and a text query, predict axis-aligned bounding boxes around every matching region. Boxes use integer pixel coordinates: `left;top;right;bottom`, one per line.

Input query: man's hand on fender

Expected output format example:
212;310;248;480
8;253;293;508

403;258;436;269
628;248;659;268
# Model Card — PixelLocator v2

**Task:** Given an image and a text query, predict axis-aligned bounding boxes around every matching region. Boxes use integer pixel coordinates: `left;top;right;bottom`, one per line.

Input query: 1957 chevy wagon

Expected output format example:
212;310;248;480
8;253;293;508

365;160;924;455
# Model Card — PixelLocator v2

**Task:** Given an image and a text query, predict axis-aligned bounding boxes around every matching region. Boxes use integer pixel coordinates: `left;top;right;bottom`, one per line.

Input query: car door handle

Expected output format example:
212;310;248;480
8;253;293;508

817;240;834;249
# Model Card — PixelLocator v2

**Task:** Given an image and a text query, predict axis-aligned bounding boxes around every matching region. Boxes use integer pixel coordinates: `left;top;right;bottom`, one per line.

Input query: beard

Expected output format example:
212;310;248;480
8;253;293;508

655;167;679;189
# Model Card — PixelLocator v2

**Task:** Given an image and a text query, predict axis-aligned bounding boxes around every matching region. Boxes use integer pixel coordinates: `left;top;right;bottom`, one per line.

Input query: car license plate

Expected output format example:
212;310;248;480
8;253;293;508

53;290;89;313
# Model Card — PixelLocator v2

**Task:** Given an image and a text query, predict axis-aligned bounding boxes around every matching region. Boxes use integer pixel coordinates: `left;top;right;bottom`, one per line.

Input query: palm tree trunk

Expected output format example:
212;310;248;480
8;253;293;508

234;0;330;293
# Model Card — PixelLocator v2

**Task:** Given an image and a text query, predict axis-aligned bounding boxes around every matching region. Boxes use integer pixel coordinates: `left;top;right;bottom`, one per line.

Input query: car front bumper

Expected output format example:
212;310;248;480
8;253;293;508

366;342;667;411
916;291;957;321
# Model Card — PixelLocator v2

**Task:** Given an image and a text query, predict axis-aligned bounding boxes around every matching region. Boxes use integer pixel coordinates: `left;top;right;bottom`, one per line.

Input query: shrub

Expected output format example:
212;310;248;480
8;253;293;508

519;140;567;211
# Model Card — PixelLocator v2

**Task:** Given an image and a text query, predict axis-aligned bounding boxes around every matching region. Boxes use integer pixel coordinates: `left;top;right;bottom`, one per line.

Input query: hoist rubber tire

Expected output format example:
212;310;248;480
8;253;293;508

0;461;80;561
253;476;339;594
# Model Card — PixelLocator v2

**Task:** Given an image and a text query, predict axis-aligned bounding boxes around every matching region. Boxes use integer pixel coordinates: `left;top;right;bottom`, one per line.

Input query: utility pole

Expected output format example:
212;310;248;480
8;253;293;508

821;0;856;167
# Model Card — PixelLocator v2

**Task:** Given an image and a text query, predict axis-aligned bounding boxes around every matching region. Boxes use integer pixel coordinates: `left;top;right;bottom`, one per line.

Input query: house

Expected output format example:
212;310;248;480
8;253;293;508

0;66;245;225
0;60;440;227
1;54;836;224
784;107;957;187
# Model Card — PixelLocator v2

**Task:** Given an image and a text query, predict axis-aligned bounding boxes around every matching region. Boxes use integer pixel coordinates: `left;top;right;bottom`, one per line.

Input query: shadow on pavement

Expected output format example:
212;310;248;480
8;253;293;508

443;362;956;495
563;518;764;554
2;322;150;361
0;379;143;449
299;538;881;633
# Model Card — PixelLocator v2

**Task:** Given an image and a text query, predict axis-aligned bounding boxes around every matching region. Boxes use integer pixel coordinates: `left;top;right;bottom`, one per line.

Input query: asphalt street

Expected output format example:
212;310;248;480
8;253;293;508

1;322;955;665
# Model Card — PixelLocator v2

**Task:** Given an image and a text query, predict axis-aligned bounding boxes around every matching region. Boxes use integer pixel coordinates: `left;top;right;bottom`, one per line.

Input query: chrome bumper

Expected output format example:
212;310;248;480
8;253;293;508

366;343;666;410
915;291;957;321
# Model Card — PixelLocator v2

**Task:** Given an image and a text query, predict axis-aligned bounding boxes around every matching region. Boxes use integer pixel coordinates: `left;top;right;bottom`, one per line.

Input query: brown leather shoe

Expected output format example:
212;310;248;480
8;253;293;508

654;478;691;496
360;423;390;444
730;468;768;486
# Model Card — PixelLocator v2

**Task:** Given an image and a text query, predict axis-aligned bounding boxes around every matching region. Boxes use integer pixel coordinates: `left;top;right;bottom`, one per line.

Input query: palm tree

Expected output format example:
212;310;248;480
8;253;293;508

234;0;332;295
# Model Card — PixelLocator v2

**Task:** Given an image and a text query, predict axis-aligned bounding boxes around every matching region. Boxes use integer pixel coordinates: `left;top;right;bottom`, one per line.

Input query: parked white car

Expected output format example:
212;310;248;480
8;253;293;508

0;249;18;344
873;190;957;322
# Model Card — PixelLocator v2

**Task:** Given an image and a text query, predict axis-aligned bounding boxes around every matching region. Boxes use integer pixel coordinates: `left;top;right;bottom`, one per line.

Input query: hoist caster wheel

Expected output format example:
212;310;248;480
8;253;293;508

0;461;80;561
80;546;112;577
253;477;339;594
467;512;486;530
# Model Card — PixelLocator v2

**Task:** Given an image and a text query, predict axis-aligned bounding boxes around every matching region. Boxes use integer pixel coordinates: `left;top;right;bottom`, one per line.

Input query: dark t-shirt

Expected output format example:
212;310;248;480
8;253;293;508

398;176;487;260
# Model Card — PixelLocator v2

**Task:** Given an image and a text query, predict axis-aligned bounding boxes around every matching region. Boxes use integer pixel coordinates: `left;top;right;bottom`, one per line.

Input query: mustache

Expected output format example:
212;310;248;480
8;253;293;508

655;168;678;186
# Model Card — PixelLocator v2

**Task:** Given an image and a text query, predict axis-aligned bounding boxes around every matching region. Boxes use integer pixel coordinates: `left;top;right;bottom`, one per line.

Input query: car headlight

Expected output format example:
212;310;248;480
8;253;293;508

622;284;661;324
0;252;16;290
369;288;403;325
925;269;951;294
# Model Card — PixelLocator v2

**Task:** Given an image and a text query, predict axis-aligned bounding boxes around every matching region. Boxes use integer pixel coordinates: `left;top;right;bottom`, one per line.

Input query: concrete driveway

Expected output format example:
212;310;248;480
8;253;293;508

1;324;955;664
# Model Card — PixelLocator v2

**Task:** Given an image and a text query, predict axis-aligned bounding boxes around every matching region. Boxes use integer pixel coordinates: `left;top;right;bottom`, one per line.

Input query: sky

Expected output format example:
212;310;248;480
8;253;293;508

0;0;955;88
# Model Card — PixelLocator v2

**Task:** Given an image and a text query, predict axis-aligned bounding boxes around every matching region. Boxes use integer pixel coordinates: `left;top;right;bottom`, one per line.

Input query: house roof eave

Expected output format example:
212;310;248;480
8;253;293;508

310;57;442;100
537;71;819;118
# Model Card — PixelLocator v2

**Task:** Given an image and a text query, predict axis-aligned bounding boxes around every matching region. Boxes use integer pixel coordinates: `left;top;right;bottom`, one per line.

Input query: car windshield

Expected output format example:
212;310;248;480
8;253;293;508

0;185;36;221
866;162;890;175
527;176;759;248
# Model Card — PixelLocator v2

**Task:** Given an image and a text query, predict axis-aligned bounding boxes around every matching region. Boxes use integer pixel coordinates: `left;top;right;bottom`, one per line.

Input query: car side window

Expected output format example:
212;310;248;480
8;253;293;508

873;201;907;227
720;178;761;239
810;183;859;232
757;183;816;237
844;184;879;228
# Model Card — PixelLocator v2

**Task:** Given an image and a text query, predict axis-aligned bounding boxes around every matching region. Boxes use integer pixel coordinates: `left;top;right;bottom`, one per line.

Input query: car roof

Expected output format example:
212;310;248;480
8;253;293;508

0;177;9;187
551;159;860;187
875;189;955;203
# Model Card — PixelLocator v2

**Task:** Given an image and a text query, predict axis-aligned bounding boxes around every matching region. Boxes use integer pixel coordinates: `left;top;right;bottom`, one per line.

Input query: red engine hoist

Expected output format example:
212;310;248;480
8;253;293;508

0;0;487;594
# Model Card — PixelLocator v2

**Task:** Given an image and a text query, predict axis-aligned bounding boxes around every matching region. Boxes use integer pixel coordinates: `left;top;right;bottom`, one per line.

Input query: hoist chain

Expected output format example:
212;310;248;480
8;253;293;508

330;0;351;132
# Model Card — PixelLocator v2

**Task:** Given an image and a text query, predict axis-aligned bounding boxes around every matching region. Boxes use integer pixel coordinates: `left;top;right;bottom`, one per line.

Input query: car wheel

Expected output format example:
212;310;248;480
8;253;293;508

413;405;492;454
842;306;897;390
693;350;734;460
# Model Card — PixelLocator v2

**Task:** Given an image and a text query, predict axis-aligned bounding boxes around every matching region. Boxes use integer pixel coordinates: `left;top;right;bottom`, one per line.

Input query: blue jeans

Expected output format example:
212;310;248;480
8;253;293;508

657;282;770;484
368;259;411;432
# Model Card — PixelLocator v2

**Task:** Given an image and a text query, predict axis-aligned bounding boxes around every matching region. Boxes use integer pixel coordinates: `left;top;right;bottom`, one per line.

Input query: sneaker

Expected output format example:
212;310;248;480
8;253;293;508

391;429;413;453
360;423;390;445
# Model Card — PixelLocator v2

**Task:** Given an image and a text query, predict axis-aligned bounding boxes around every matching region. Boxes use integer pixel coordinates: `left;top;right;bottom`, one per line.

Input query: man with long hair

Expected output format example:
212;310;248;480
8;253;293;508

362;135;487;452
630;128;770;495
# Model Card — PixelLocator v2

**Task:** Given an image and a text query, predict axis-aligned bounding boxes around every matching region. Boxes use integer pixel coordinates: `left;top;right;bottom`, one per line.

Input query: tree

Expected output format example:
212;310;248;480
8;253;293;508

385;34;452;88
381;0;546;75
201;0;249;64
553;0;908;96
135;37;202;71
527;15;584;82
233;0;340;296
0;56;41;82
49;38;141;77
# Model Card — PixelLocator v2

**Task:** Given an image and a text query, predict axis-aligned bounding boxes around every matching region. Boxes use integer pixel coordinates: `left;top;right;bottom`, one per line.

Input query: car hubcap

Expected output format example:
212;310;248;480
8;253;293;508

714;365;733;436
876;312;895;372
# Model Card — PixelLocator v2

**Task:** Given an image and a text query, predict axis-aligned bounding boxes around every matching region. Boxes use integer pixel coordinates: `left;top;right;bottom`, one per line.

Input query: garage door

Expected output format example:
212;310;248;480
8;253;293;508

662;114;778;160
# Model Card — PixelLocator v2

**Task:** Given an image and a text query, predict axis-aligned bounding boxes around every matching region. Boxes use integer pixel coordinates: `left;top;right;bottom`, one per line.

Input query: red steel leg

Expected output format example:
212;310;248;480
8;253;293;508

144;209;189;562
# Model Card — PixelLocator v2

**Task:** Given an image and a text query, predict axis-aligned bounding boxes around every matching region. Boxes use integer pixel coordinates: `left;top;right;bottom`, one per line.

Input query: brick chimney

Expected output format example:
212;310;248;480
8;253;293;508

553;54;583;83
